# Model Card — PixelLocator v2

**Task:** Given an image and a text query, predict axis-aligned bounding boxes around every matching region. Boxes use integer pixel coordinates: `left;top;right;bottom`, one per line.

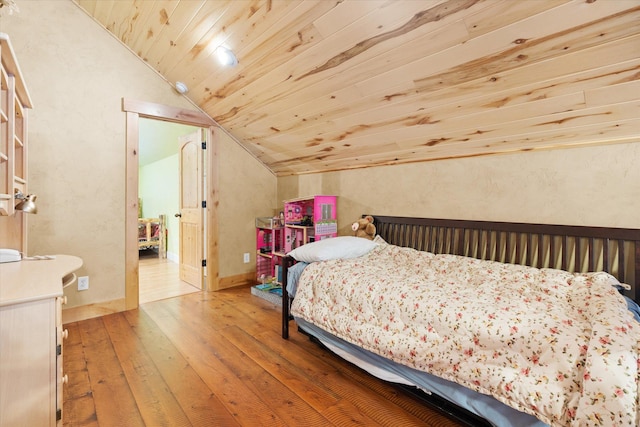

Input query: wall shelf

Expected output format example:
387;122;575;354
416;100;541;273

0;33;33;252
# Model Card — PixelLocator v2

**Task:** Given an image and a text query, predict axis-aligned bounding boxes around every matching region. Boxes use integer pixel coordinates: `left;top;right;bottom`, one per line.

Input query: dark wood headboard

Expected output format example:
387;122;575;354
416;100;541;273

282;215;640;338
372;215;640;303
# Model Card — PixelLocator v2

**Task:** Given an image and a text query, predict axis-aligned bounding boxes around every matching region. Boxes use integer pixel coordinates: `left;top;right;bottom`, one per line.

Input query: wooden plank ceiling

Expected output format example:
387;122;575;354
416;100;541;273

73;0;640;176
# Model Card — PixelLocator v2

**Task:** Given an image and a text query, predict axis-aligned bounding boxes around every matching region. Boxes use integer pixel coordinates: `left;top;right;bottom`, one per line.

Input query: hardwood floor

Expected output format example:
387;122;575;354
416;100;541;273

62;285;468;426
138;249;200;304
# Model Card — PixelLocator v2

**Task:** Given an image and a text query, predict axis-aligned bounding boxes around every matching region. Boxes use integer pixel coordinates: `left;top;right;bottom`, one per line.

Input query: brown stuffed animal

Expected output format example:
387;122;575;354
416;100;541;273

351;215;376;240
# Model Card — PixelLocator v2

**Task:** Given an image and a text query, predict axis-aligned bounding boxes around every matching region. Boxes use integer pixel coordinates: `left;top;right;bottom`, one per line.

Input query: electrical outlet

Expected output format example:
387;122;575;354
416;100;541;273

243;253;250;263
78;276;89;291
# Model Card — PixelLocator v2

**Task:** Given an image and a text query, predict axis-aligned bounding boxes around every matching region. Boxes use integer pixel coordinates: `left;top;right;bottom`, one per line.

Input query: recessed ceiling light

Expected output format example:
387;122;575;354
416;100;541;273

215;46;238;67
175;81;188;94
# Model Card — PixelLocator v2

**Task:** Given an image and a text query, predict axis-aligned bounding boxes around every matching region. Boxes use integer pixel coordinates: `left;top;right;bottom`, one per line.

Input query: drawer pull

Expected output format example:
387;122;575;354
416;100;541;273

62;329;69;340
62;374;68;384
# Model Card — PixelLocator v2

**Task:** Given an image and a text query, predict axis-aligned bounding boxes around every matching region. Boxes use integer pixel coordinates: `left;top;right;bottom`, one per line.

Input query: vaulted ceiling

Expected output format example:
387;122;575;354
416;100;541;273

73;0;640;176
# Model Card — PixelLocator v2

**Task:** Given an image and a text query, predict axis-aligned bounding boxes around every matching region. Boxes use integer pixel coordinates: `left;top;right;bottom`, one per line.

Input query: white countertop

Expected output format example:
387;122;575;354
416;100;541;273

0;255;83;306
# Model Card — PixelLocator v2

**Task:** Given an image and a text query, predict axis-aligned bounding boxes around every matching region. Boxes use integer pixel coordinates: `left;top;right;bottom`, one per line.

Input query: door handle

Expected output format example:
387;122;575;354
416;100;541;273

175;213;182;218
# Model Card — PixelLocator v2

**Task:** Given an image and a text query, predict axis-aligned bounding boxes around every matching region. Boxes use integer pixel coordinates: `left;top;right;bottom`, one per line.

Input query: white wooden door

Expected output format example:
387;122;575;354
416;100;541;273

178;130;204;289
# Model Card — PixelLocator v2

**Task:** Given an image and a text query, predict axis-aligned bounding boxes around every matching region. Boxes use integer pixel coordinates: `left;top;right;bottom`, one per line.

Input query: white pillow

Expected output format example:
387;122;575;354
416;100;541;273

287;236;378;263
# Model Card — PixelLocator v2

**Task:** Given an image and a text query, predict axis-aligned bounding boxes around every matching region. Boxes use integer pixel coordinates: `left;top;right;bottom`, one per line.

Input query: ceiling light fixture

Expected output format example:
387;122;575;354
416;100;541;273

215;45;238;67
175;81;188;94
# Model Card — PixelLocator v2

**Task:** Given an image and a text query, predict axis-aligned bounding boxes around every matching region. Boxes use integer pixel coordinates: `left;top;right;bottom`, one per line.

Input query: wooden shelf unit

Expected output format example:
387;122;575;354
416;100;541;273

0;33;33;253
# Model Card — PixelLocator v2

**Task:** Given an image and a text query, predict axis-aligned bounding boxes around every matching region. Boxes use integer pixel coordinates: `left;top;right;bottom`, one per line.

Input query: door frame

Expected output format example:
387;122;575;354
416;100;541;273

123;98;219;310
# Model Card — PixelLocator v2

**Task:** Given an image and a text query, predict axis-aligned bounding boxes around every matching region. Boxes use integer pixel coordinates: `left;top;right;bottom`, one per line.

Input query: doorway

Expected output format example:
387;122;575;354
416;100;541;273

123;99;220;310
138;119;201;303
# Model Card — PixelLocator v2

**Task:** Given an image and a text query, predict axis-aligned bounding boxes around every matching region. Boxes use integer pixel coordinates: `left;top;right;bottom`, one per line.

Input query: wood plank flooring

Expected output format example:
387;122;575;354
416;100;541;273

63;286;467;426
138;249;200;304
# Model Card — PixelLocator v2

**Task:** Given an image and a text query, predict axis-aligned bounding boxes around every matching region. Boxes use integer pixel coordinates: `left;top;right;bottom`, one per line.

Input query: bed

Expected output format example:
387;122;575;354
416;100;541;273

138;214;167;258
281;215;640;427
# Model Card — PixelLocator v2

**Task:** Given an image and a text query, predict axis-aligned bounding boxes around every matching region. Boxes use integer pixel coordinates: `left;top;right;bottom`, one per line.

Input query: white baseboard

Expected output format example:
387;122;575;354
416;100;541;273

166;251;178;263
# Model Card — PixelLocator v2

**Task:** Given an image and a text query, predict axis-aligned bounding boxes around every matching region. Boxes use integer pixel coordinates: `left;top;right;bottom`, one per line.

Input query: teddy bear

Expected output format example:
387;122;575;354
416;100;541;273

351;215;376;240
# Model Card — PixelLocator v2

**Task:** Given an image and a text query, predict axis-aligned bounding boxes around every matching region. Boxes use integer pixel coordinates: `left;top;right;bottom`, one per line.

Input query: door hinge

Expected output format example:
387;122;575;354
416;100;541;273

202;200;206;208
56;344;62;356
202;259;207;267
56;409;62;421
201;141;206;149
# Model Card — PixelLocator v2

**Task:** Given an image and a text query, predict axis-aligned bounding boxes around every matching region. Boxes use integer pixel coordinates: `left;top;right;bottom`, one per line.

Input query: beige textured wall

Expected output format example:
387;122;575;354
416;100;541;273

217;128;277;277
279;142;640;234
0;1;192;307
1;1;274;308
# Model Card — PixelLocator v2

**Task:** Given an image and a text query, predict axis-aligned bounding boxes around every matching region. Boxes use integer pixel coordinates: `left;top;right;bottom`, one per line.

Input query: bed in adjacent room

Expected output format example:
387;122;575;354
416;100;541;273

281;216;640;427
138;214;167;257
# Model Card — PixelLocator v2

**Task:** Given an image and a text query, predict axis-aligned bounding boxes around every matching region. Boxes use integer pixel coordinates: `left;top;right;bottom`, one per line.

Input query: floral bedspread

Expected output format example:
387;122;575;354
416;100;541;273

290;241;640;426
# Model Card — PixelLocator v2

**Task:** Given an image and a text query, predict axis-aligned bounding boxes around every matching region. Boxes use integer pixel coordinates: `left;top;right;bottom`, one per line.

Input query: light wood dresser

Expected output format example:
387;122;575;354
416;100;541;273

0;255;82;426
